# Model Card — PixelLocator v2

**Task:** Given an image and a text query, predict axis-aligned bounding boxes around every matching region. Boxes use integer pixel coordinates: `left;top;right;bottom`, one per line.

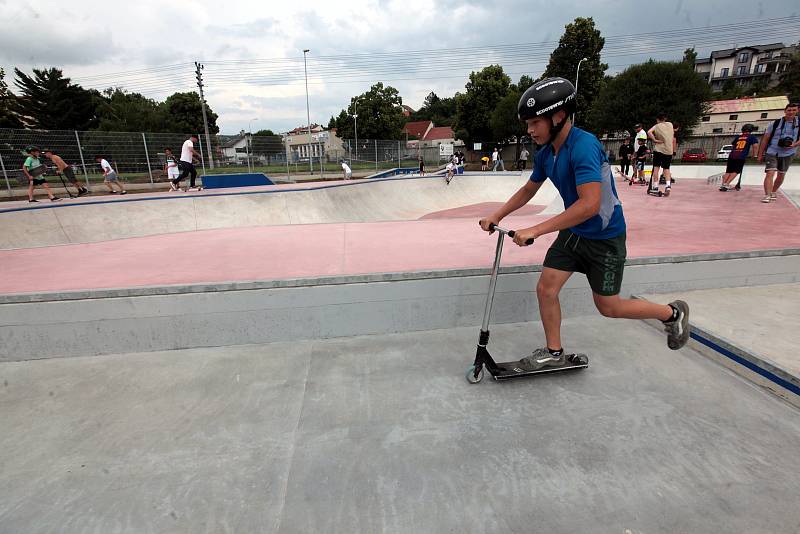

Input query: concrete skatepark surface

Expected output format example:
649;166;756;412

3;317;800;533
2;168;800;532
2;177;800;295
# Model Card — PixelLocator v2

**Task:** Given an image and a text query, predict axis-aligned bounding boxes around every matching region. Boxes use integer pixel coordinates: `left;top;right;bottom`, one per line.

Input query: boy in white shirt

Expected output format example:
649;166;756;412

341;159;352;180
94;155;126;194
163;148;180;191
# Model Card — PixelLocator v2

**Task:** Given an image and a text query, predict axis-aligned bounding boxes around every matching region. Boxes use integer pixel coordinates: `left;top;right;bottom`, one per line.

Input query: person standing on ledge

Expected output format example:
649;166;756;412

479;77;690;372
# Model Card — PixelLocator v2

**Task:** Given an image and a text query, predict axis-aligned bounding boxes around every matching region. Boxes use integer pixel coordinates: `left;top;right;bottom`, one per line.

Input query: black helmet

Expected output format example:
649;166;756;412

517;77;577;121
741;124;755;133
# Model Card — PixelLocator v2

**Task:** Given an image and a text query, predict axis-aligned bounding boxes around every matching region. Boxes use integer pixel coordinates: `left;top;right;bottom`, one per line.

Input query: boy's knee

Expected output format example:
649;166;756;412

537;279;560;301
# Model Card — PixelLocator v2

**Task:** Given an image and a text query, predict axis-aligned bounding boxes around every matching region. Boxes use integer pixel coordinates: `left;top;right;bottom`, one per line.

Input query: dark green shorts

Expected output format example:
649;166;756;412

543;229;627;296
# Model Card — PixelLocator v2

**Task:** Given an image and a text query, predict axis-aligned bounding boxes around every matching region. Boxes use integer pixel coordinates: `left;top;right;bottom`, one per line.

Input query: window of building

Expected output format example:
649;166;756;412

738;52;750;63
720;67;729;78
712;128;723;133
729;114;738;120
754;63;766;74
701;116;711;122
736;65;747;75
761;112;768;119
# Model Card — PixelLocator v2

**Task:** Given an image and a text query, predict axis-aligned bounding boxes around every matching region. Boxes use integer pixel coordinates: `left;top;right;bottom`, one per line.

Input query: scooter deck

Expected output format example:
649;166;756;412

491;354;589;380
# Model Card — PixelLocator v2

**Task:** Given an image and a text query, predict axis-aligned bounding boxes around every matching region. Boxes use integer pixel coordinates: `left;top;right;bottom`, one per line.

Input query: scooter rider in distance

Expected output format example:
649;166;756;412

479;77;690;372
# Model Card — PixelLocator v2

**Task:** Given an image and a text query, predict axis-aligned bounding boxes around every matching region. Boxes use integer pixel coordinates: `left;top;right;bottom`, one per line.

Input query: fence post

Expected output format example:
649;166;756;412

142;132;154;187
319;141;324;179
197;134;207;176
374;140;378;172
74;130;90;188
0;154;11;198
397;140;401;169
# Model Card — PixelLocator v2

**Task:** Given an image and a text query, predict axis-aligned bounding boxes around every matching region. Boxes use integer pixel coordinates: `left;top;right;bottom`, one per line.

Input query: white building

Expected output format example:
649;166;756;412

695;95;790;135
284;125;345;162
694;43;796;92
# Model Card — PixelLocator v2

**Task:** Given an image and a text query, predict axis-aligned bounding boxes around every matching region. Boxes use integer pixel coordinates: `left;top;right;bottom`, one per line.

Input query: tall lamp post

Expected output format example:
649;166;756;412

303;49;313;174
573;57;588;126
248;117;258;173
353;98;359;164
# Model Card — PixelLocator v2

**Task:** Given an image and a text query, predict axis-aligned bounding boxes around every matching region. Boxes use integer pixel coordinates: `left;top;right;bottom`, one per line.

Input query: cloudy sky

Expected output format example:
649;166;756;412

1;0;798;134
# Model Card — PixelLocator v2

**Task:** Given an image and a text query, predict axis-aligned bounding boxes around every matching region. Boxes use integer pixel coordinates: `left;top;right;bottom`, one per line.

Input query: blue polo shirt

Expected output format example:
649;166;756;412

530;127;626;240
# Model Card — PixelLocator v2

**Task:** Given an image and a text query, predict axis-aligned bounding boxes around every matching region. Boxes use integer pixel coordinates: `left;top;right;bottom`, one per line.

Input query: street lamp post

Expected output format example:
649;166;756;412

303;49;313;175
248;118;258;173
573;57;588;126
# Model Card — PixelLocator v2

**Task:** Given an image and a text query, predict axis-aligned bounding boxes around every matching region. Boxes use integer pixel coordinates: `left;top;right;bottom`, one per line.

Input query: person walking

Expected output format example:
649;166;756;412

618;135;634;179
43;149;89;197
175;134;203;192
479;77;689;372
719;125;759;192
756;102;799;203
518;146;530;171
647;113;676;196
22;146;60;202
491;147;503;171
94;155;126;194
418;155;425;176
163;148;181;191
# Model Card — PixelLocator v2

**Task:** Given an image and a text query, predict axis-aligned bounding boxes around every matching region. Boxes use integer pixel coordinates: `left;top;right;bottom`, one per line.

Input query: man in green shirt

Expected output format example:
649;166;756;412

22;146;60;202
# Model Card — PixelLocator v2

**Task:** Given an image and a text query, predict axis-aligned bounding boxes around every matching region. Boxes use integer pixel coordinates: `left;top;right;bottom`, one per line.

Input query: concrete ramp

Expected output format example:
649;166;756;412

0;173;557;249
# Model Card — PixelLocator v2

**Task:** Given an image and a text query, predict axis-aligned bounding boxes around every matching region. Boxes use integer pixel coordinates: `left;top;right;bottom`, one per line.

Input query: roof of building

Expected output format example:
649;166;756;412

423;126;455;141
706;95;790;114
709;43;786;59
222;135;246;148
285;124;324;136
403;120;432;138
401;105;415;117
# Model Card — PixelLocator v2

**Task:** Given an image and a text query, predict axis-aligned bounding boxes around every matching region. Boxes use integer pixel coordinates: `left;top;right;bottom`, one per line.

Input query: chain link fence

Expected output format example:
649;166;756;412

0;128;442;199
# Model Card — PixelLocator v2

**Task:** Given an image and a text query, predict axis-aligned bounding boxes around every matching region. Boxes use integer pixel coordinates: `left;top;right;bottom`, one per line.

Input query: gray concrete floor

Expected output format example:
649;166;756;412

2;317;800;534
643;283;800;376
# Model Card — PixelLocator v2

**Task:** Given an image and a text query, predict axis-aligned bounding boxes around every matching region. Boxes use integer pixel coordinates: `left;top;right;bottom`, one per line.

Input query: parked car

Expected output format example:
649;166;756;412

716;145;733;161
681;148;707;163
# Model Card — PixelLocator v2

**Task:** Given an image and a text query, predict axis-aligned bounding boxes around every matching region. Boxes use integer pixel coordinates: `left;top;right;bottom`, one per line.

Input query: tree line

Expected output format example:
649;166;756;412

0;67;219;135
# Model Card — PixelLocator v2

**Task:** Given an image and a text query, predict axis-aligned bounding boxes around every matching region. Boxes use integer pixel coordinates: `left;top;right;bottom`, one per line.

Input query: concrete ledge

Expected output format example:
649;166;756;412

636;313;800;409
2;252;799;362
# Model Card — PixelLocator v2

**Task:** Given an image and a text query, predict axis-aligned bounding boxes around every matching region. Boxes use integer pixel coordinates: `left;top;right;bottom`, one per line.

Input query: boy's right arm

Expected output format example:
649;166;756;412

480;180;542;232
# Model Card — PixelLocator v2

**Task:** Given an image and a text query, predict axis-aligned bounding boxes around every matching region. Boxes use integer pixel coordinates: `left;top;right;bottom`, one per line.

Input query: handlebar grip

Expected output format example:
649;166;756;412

488;223;496;231
506;230;534;245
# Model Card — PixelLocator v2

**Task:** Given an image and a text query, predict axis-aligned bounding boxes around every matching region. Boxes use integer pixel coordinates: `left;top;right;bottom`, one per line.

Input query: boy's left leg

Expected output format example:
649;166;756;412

581;231;690;350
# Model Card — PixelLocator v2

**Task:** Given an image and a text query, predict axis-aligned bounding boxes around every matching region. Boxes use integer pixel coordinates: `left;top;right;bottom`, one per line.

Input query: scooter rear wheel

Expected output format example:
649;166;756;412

465;365;484;384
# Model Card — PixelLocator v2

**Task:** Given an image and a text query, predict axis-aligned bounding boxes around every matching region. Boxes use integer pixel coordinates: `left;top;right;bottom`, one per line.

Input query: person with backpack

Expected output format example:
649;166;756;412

757;102;799;203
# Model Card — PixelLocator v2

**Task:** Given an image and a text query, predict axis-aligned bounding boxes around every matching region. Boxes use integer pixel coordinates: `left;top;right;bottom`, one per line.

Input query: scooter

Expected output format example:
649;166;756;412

465;224;589;383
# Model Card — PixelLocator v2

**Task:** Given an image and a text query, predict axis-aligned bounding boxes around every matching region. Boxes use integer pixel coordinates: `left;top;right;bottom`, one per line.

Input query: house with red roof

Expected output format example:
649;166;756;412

402;120;433;140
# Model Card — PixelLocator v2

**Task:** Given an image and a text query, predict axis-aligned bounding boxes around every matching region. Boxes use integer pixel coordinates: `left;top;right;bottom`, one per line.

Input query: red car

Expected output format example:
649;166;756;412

681;148;707;162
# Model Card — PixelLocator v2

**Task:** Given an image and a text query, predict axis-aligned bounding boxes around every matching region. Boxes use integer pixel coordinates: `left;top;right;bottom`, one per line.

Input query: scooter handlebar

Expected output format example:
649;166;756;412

487;223;534;245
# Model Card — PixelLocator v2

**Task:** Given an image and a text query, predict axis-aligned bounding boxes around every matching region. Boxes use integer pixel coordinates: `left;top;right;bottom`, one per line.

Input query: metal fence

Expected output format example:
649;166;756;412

0;128;443;199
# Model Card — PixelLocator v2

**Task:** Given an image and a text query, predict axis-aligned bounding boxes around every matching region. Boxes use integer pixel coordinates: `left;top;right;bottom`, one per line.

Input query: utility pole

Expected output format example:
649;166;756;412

303;49;313;175
195;61;215;169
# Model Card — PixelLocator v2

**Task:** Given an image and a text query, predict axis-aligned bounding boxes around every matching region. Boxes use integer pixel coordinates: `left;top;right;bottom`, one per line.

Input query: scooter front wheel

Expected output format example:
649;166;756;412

465;365;484;384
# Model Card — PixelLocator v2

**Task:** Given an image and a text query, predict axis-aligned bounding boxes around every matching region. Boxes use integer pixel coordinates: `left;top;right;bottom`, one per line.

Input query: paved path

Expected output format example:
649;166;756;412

2;317;799;533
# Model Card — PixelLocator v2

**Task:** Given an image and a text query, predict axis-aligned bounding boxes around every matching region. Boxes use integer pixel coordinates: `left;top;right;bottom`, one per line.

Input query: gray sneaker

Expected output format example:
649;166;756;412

518;348;566;371
664;300;690;350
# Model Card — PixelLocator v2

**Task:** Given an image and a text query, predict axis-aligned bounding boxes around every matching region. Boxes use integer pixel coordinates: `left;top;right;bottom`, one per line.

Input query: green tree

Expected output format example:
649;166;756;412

328;83;406;139
161;91;219;134
13;67;99;129
454;65;511;146
776;48;800;101
96;88;168;132
408;92;457;127
590;60;711;141
253;128;276;137
682;47;698;65
542;17;608;127
489;76;537;149
0;68;22;128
